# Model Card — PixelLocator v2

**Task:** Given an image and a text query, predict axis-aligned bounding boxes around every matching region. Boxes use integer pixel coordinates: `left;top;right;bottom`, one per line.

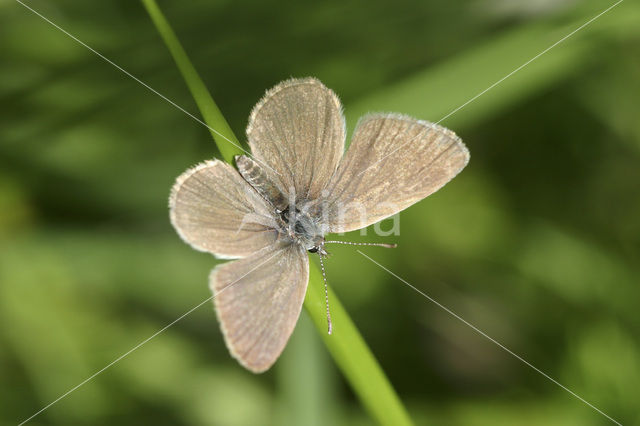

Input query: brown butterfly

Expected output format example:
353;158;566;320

169;77;469;372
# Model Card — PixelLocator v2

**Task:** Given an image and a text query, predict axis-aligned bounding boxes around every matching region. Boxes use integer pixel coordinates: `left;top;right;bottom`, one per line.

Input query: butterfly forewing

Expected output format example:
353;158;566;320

325;113;469;233
210;243;309;373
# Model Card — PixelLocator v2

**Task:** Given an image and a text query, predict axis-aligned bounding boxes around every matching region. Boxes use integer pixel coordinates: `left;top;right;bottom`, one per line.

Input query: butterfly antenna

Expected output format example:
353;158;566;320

318;254;332;335
324;240;397;249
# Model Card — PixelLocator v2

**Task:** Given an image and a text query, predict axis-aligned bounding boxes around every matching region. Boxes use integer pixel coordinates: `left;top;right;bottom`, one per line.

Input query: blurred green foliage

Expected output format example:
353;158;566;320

1;0;639;425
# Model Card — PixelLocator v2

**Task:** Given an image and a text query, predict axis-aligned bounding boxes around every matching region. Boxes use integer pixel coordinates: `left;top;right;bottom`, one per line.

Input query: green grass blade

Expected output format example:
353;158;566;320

141;0;242;163
141;1;413;424
305;264;413;426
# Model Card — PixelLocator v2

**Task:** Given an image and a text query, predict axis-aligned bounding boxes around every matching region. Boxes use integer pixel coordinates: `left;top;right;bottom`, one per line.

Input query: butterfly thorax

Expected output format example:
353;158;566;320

279;206;327;254
236;154;327;254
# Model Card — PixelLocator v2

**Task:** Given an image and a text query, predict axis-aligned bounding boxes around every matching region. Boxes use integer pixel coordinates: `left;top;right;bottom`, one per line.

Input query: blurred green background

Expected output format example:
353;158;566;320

1;0;639;425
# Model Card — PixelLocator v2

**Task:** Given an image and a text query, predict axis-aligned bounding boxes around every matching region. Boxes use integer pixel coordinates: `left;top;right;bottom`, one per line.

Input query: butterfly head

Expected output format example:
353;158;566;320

308;243;328;256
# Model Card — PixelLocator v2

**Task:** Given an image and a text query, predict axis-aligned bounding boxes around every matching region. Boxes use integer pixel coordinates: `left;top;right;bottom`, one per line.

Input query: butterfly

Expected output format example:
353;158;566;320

169;77;469;372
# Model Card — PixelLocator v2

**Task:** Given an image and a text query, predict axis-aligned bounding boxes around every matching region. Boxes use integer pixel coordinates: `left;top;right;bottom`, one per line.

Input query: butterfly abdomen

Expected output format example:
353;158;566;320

236;155;288;212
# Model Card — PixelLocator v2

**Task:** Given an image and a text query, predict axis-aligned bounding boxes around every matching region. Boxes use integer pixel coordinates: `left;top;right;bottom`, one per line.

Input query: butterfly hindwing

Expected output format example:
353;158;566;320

170;160;279;259
247;77;345;203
